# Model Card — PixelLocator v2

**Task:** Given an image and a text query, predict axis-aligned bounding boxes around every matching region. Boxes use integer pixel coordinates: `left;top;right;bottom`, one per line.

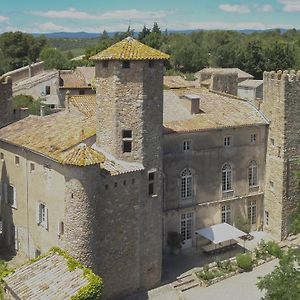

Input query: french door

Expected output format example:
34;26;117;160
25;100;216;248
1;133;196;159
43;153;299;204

181;212;193;248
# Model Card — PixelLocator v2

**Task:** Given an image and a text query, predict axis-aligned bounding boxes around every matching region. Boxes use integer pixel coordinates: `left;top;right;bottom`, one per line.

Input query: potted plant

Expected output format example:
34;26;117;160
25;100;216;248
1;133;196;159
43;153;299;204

167;232;182;255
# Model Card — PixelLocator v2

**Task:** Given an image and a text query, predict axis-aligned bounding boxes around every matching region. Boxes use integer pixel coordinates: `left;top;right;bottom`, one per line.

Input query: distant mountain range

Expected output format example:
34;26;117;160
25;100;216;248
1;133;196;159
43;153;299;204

32;29;292;39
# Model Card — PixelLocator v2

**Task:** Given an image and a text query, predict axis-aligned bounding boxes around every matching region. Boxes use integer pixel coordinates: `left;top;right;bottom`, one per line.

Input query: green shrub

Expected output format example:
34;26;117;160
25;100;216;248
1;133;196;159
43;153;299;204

236;253;253;272
265;241;283;258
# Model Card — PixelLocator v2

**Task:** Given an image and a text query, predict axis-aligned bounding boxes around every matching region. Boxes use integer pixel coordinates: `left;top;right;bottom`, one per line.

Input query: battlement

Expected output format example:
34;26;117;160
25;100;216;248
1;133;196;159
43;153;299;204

263;70;300;82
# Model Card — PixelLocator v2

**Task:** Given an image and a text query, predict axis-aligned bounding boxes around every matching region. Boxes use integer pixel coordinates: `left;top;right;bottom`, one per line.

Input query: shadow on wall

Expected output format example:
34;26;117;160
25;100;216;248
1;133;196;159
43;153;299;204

0;162;16;259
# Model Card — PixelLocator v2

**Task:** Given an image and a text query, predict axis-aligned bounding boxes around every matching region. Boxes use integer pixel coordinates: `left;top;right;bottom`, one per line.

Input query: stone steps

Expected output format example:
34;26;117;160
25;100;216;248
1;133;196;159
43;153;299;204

172;273;199;292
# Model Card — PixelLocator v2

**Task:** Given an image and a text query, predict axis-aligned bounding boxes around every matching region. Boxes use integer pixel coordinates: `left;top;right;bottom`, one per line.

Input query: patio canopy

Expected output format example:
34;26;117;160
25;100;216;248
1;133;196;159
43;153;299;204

195;223;246;244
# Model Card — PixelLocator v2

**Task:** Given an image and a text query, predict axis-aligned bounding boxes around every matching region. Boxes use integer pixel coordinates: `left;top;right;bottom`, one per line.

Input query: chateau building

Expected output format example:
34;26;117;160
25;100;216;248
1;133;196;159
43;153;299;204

0;38;299;299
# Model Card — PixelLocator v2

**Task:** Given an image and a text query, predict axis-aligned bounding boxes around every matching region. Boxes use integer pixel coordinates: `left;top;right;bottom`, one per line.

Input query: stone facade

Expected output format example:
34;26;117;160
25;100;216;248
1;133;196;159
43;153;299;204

163;126;266;248
0;76;13;128
210;72;238;96
261;70;300;240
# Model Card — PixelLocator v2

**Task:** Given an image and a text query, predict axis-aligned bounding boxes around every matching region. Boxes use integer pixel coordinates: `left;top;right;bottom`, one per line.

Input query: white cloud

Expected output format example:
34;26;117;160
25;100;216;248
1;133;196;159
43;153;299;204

278;0;300;11
30;8;168;21
33;22;72;32
167;21;293;31
0;16;9;23
258;4;274;12
219;4;251;13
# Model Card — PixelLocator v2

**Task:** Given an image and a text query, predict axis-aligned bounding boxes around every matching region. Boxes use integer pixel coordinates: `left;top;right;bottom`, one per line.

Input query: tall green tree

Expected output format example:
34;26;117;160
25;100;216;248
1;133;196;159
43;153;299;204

40;47;69;70
257;249;300;300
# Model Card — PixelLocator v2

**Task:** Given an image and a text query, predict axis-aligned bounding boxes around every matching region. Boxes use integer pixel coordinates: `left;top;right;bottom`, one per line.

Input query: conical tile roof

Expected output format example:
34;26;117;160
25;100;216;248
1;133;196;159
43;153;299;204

90;37;169;61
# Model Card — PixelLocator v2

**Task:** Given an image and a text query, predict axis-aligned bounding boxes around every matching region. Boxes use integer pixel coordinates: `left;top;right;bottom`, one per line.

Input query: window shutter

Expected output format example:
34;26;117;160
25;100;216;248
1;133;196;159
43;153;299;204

13;186;17;208
45;207;49;230
57;222;60;236
36;203;41;224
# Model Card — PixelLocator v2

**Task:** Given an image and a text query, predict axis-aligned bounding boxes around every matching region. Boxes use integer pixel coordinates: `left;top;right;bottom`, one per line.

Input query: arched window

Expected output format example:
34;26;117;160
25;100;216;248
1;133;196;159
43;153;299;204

248;161;258;187
222;164;232;191
181;169;193;200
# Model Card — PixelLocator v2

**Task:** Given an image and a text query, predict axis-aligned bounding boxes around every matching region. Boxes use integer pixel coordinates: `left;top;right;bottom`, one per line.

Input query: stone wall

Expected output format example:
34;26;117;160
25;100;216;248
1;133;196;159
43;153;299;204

210;72;238;96
0;76;13;128
163;125;267;248
95;60;164;168
261;70;300;240
2;62;44;83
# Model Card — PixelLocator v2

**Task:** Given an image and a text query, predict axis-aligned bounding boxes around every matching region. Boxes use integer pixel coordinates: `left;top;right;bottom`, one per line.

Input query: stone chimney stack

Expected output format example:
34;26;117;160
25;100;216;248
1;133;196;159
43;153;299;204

180;94;200;114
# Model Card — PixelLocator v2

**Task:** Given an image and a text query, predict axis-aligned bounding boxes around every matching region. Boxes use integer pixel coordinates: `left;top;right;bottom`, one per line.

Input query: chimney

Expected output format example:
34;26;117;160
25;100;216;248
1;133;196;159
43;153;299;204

40;105;45;117
181;94;200;114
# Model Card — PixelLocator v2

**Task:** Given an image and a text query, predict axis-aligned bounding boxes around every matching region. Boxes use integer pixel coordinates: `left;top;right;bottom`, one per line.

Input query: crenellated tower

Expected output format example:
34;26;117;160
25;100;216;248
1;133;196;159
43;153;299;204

261;70;300;240
0;76;13;128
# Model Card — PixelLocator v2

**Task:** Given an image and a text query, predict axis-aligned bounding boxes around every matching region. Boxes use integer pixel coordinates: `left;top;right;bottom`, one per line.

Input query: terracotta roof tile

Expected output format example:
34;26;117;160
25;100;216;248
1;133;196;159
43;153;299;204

90;37;169;61
3;252;89;299
69;94;96;117
61;144;105;166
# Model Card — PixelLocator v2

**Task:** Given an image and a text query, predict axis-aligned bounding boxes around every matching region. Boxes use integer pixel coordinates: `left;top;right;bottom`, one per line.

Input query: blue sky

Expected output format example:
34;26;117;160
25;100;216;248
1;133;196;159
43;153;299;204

0;0;300;33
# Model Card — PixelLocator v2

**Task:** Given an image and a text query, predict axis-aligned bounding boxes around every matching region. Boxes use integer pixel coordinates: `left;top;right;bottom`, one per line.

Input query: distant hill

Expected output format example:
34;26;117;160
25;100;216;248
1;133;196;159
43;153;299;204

32;28;293;39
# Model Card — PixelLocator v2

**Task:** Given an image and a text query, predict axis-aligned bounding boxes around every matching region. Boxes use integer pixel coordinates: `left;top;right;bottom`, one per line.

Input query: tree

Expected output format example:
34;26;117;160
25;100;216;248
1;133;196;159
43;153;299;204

257;248;300;300
138;25;151;42
40;47;69;70
243;40;266;79
0;32;48;72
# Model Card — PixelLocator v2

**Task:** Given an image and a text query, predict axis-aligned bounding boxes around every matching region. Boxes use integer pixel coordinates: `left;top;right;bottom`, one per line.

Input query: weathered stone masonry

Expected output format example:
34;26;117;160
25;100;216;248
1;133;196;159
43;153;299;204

261;70;300;240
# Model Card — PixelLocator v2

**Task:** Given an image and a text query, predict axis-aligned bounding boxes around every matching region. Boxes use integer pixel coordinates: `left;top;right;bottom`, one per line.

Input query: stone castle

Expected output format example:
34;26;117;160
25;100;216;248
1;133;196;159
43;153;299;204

0;38;299;299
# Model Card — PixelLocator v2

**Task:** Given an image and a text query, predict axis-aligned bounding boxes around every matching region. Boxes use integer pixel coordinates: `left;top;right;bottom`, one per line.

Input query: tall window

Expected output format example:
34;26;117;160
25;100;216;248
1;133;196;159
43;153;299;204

148;171;156;196
224;136;232;147
183;140;191;151
248;161;258;187
122;130;132;153
247;199;257;225
36;202;48;230
222;164;232;192
221;204;231;224
181;169;193;200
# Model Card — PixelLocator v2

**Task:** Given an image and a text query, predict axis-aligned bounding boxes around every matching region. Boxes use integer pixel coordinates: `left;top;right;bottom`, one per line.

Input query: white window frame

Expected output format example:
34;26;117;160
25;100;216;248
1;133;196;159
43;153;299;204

250;134;257;144
183;140;191;151
224;136;232;147
248;161;258;187
180;169;193;200
247;199;257;225
222;163;232;192
265;210;269;226
221;204;231;224
36;202;48;230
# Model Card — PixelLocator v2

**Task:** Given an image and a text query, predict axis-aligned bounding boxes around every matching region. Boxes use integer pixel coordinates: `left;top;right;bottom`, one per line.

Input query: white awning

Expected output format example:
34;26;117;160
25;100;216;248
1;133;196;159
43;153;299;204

195;223;246;244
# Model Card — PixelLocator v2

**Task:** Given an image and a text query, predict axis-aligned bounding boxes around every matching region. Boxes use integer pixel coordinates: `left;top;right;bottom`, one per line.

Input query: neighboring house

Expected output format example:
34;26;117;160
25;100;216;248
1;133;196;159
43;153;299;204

0;38;299;299
164;75;196;89
3;248;102;299
238;79;263;103
196;67;254;84
7;63;95;109
59;67;96;102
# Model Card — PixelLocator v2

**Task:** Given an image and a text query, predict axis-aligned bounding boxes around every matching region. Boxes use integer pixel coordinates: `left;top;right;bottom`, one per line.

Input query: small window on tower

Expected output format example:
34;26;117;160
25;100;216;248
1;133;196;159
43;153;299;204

102;61;109;68
149;61;155;68
148;170;156;196
122;130;133;153
122;60;130;69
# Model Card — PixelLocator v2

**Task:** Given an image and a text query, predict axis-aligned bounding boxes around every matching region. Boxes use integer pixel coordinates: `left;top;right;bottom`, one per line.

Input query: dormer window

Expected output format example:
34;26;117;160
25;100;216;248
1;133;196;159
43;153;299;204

122;130;132;153
122;60;130;69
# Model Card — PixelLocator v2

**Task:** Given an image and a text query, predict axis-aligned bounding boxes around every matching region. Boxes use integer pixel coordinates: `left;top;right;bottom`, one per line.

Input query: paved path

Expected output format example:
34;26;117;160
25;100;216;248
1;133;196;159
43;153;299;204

183;259;278;300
